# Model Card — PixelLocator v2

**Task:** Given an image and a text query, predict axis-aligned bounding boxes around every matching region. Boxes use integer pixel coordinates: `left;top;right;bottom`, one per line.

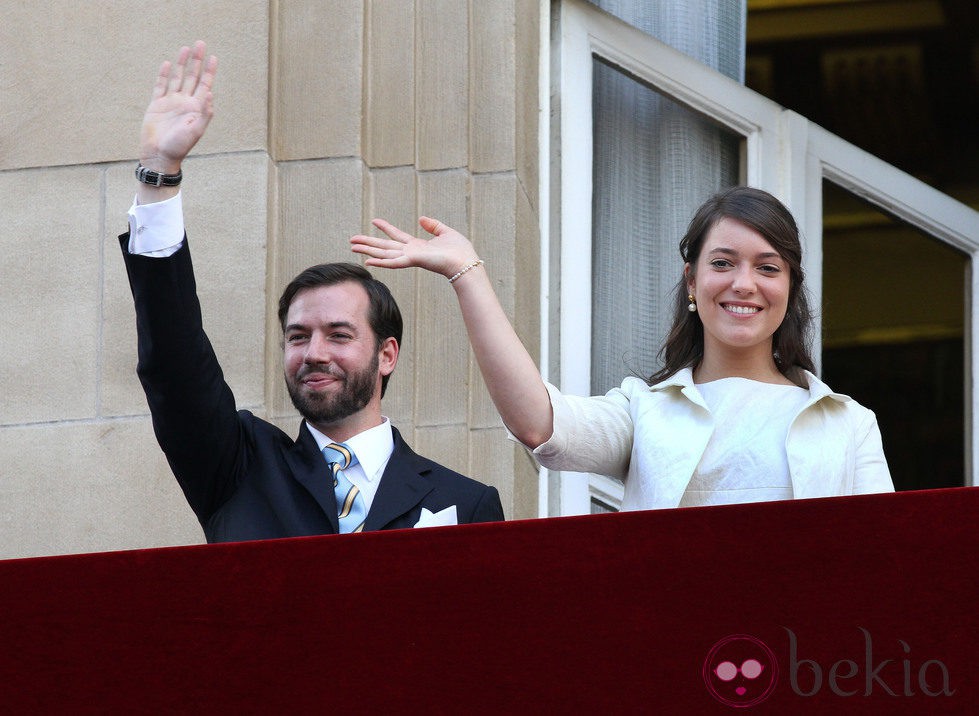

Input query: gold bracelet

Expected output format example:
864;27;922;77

448;259;484;284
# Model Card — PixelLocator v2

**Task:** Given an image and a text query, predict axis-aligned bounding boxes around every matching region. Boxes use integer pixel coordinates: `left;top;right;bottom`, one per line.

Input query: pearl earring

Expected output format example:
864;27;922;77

688;293;697;313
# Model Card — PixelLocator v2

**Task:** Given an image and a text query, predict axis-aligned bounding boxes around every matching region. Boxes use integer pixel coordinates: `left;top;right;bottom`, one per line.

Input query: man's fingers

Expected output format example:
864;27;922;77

196;54;218;98
169;45;191;94
153;43;213;99
184;44;205;96
152;61;171;100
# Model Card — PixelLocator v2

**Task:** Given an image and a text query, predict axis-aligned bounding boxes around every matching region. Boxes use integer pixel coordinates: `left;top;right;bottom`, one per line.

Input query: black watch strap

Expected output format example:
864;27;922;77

135;163;182;187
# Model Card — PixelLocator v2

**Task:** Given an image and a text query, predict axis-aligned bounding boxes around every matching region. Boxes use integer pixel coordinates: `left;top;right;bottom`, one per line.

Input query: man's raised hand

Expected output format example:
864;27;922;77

139;41;217;175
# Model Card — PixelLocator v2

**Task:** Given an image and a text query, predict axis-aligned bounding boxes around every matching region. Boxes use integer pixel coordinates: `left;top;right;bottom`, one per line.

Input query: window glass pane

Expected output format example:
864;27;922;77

590;58;741;394
590;498;616;514
821;180;967;490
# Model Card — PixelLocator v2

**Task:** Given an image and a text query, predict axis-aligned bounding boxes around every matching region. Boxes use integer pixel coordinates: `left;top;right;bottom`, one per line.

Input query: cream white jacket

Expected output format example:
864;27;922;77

531;368;893;510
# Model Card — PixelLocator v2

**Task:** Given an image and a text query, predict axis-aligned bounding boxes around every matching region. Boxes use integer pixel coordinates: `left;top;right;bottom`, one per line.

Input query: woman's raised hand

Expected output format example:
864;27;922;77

351;217;480;281
353;215;553;447
353;213;554;447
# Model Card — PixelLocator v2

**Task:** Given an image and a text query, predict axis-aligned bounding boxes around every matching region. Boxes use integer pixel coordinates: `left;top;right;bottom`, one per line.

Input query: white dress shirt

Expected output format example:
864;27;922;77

305;420;395;513
127;192;185;256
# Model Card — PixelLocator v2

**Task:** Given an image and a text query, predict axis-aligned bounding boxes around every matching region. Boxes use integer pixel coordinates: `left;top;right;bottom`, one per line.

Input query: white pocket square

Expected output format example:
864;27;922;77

414;505;458;528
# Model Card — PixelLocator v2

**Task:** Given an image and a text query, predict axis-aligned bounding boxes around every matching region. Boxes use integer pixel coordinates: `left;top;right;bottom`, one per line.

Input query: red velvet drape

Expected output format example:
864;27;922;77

1;488;975;713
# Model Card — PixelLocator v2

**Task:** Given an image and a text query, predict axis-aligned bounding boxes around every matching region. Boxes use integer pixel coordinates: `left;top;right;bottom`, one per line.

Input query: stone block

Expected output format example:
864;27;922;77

415;171;470;426
515;0;541;209
511;437;541;521
0;418;202;560
364;0;415;167
0;0;268;170
413;422;468;478
468;426;514;518
415;0;469;170
514;178;541;367
471;0;516;173
469;173;518;428
271;0;363;160
0;166;100;425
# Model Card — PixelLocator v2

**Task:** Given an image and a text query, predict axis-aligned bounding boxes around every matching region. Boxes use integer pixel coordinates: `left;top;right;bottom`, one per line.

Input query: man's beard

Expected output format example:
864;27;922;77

285;351;379;428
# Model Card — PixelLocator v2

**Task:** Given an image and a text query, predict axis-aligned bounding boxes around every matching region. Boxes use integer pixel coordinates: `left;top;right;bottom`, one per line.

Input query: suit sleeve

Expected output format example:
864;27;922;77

119;233;244;523
470;484;505;523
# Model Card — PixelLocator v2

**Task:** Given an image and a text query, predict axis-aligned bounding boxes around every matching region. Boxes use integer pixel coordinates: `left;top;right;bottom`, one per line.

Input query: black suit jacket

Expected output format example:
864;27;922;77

120;234;504;542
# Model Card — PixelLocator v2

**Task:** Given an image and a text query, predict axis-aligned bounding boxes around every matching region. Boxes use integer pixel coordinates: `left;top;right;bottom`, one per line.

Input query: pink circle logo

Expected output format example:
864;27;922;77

703;634;779;708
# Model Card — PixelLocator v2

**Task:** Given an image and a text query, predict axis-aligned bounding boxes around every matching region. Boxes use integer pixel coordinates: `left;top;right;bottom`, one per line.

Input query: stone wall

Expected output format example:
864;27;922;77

0;0;540;558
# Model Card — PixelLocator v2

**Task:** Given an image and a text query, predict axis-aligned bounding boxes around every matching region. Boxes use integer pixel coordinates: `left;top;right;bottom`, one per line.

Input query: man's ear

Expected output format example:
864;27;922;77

378;337;399;377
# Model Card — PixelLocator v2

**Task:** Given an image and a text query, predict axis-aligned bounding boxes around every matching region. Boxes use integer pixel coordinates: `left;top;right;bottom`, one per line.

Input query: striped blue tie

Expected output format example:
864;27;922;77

323;442;366;534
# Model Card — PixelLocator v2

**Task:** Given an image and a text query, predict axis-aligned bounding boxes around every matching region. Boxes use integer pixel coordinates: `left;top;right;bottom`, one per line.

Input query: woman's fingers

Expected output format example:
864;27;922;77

350;240;411;268
350;234;404;257
419;216;444;236
371;218;417;243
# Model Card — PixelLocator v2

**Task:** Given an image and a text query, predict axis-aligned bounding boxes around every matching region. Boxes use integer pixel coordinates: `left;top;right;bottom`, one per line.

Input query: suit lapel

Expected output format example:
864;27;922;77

363;428;434;531
283;421;340;533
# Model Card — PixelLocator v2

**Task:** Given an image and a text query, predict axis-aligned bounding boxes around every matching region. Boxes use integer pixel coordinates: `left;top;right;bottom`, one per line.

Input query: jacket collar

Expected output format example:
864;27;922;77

797;369;852;406
649;366;851;410
648;367;708;411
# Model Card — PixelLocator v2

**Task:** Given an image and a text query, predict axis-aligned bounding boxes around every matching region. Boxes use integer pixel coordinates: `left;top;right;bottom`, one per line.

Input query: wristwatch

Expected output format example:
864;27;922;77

135;163;182;187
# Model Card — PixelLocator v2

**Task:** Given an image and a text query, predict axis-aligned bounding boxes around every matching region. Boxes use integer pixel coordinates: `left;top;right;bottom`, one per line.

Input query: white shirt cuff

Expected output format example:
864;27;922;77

127;192;186;257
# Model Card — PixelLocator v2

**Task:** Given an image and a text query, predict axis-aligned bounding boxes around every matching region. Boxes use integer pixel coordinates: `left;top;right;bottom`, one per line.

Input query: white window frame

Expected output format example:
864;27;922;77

545;0;979;515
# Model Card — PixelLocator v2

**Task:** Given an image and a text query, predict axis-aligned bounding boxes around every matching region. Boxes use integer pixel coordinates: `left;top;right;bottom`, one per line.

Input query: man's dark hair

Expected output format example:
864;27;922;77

278;262;403;397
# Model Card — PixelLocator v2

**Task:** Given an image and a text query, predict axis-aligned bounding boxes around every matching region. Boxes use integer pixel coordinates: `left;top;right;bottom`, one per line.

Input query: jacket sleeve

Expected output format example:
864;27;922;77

470;485;505;523
528;379;635;479
119;233;245;523
851;406;894;494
